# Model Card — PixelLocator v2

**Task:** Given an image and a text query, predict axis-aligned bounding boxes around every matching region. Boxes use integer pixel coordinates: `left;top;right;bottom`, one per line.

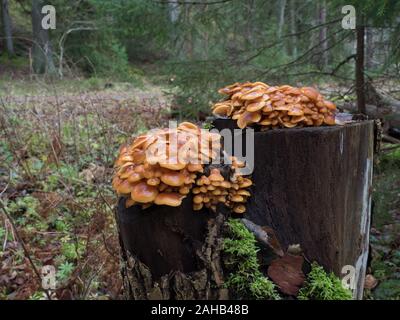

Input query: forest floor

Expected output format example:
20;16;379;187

0;66;399;299
0;72;174;299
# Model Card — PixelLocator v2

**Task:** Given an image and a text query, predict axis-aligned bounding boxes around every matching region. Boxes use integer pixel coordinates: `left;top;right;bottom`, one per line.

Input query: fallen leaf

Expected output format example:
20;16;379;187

268;254;305;296
364;274;378;290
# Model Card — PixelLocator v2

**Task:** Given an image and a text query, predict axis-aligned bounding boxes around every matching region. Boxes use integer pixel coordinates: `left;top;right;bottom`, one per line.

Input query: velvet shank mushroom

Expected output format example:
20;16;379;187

212;81;338;130
112;122;222;209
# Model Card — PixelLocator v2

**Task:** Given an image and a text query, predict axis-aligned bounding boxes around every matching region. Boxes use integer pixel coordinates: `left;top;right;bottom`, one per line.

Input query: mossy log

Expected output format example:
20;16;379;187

213;119;374;299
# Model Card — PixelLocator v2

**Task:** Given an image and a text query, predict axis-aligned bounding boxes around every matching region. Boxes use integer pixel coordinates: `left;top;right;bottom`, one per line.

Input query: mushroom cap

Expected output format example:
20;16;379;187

127;172;143;183
218;82;241;95
116;179;135;195
131;135;150;150
236;189;251;196
259;118;272;126
233;204;246;214
231;195;245;202
213;103;233;117
187;163;204;172
290;116;306;124
301;87;319;101
239;178;252;188
193;194;203;204
287;107;304;116
324;100;336;110
209;169;225;182
193;203;204;211
131;149;146;164
324;114;335;125
147;177;161;186
159;161;187;171
237;111;262;129
241;89;264;100
220;181;232;188
160;171;186;186
246;100;265;112
154;193;184;207
282;121;297;128
179;186;191;195
131;182;159;203
178;122;199;132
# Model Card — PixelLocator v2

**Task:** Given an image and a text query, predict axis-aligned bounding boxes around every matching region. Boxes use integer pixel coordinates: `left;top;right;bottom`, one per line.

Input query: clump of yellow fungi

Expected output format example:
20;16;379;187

112;122;253;214
212;82;337;129
113;122;219;208
192;163;252;214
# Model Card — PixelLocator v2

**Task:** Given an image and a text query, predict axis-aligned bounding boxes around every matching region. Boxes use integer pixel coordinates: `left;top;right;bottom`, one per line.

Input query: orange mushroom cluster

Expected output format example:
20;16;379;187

212;82;337;129
112;122;221;209
192;160;252;214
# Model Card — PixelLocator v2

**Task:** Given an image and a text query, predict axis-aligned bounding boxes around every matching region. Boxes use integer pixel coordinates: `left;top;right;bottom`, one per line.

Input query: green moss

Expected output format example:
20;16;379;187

298;262;352;300
223;219;280;300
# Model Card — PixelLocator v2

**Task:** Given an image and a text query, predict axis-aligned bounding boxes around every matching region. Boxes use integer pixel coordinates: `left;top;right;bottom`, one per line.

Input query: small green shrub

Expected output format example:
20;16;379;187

223;219;280;300
298;262;352;300
57;262;75;282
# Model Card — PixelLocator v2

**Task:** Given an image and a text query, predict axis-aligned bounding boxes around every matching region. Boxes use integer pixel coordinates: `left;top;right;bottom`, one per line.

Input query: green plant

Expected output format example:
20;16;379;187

29;292;44;300
61;238;85;261
5;196;41;227
298;262;352;300
57;262;75;282
223;219;280;300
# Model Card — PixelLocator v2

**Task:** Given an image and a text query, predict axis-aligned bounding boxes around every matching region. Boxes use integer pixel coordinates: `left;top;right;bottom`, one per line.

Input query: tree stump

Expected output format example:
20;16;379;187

115;195;229;300
213;119;374;299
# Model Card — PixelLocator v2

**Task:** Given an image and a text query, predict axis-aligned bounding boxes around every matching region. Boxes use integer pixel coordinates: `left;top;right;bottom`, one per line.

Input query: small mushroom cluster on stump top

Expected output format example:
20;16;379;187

112;121;253;213
212;81;337;129
112;122;219;208
192;159;252;214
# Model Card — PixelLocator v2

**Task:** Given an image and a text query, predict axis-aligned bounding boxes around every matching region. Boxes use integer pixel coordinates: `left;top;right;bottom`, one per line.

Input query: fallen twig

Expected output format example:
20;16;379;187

240;218;284;257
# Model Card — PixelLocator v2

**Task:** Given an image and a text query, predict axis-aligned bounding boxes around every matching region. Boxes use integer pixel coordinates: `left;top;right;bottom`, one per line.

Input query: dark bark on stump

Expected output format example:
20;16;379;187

115;196;229;300
213;119;374;299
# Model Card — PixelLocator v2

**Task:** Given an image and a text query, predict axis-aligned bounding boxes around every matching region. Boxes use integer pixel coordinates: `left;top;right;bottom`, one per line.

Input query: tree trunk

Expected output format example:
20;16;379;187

115;195;229;300
289;0;297;58
1;0;14;56
318;0;328;67
277;0;287;39
31;0;56;74
365;27;374;70
213;119;374;300
356;24;366;114
168;0;180;23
